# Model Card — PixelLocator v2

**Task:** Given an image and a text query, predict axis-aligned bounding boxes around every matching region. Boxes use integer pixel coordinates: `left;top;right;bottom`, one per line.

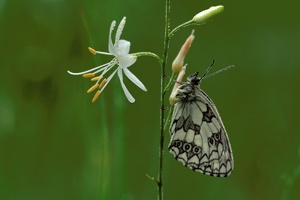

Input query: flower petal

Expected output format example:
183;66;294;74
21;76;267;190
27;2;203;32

115;17;126;45
108;20;118;56
118;68;135;103
123;68;147;91
118;54;137;68
116;40;131;56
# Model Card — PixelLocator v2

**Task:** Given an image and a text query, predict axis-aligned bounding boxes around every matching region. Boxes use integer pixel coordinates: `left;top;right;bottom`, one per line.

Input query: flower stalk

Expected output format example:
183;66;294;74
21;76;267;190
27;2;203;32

133;52;163;64
153;1;173;199
169;5;224;37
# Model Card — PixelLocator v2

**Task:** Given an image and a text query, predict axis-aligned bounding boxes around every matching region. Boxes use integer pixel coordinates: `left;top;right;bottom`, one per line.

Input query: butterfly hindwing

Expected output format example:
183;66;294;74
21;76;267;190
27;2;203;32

168;76;234;177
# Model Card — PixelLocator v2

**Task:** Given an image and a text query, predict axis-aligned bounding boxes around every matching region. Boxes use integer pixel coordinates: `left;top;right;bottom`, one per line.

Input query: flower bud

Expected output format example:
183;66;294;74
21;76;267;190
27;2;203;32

172;31;195;72
192;5;224;24
169;65;186;105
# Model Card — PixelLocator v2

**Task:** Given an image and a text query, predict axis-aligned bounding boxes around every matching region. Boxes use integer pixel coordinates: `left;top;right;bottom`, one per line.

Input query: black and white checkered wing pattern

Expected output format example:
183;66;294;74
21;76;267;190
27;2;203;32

168;86;234;177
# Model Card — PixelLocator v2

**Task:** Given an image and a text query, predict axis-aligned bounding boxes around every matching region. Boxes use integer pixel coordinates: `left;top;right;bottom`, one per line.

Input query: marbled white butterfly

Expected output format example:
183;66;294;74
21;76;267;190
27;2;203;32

169;62;234;177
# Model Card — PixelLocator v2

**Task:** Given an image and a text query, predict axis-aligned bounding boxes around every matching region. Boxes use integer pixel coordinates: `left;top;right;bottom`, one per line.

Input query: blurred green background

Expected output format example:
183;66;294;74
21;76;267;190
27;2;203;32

1;0;300;199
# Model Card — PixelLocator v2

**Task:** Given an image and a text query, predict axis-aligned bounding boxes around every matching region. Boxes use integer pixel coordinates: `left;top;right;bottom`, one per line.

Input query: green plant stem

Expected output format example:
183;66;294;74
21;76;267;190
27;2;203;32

169;20;193;38
163;72;175;94
157;1;171;200
134;52;163;64
163;106;174;133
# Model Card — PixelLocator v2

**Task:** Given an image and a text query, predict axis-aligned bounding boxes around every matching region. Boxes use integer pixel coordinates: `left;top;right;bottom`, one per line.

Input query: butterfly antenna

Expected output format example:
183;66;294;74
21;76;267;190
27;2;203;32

203;65;235;80
200;60;215;80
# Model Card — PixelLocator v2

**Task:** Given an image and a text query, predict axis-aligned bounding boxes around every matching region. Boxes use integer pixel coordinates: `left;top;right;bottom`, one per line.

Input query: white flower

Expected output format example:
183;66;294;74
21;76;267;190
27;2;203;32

68;17;147;103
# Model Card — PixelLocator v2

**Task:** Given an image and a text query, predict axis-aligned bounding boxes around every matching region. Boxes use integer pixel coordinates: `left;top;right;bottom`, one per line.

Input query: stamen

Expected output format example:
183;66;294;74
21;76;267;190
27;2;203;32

83;73;95;78
87;83;99;93
91;76;100;81
92;90;101;103
92;75;104;82
88;47;97;55
99;78;107;89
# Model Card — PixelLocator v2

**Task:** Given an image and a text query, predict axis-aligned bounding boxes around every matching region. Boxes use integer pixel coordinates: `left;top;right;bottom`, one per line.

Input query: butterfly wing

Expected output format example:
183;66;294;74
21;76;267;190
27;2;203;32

168;88;234;177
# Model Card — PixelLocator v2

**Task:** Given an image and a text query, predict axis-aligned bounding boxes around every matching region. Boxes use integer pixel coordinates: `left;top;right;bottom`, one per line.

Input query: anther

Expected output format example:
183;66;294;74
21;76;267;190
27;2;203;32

91;77;100;81
92;90;101;103
87;83;99;93
88;47;97;55
83;73;95;78
99;78;107;89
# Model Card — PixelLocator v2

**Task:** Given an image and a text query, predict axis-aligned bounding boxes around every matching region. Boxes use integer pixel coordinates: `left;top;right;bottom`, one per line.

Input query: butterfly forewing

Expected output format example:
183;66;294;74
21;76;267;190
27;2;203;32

168;75;234;177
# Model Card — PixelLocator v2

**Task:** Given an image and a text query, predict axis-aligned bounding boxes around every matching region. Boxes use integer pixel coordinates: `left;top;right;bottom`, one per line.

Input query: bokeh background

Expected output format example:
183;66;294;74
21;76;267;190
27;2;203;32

1;0;300;199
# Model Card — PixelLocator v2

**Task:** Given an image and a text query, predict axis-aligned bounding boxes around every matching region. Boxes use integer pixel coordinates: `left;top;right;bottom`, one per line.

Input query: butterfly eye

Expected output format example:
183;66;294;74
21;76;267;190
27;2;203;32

192;146;201;154
183;143;192;152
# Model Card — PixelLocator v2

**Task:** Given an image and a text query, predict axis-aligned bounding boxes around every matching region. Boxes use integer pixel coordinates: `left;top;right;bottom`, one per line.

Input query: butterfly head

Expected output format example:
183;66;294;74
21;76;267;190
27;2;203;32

187;72;201;86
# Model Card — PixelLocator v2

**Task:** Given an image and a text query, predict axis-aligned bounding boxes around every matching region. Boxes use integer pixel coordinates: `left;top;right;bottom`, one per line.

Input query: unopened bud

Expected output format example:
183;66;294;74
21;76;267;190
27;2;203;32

192;5;224;24
172;31;195;72
169;65;187;105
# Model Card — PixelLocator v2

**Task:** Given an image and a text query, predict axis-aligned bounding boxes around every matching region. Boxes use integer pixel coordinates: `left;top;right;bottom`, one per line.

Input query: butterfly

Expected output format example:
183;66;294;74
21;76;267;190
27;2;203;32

168;61;234;177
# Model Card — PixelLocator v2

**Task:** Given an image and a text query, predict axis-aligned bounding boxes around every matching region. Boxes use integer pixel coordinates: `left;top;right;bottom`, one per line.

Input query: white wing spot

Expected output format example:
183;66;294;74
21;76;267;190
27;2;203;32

210;151;219;161
173;129;186;141
187;155;200;167
208;121;218;133
220;165;226;174
177;152;188;164
185;129;195;143
213;161;220;170
199;154;209;165
194;134;202;146
212;117;221;130
198;102;207;112
200;122;212;138
169;146;179;157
